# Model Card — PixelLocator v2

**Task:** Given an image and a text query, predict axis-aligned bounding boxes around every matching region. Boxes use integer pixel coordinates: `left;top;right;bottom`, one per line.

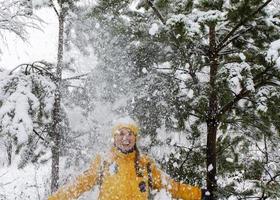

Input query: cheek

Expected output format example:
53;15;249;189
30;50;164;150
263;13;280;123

130;137;136;144
114;137;121;144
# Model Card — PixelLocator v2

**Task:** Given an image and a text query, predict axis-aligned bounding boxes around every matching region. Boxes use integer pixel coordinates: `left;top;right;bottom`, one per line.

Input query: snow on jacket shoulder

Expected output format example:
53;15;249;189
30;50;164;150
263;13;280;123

48;148;202;200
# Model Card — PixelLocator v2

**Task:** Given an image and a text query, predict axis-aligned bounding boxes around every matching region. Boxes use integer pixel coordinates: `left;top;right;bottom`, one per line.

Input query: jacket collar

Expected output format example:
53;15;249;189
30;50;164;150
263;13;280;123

111;147;136;161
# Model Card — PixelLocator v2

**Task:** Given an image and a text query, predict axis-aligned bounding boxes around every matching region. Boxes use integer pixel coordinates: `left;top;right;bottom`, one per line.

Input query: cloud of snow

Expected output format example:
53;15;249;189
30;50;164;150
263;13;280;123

149;23;159;36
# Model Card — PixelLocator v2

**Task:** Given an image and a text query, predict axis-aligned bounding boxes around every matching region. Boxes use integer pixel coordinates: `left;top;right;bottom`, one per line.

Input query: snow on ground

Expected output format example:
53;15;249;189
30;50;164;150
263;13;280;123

0;162;51;200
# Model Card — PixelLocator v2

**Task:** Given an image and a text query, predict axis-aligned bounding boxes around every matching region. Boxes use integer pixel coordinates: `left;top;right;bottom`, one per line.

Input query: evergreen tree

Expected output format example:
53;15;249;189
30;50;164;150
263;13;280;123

0;62;56;167
33;0;84;192
83;0;280;199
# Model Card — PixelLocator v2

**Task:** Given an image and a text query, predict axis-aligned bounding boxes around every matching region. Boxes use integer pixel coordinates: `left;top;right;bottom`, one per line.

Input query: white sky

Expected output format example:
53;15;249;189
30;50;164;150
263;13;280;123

0;7;58;70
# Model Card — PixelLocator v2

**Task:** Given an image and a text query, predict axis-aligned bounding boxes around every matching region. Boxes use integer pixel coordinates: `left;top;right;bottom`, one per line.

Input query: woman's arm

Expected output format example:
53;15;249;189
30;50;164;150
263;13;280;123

149;159;202;200
48;155;101;200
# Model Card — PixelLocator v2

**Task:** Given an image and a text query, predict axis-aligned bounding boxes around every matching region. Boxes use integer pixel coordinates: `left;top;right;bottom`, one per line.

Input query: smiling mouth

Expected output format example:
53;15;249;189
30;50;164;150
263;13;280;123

122;141;130;145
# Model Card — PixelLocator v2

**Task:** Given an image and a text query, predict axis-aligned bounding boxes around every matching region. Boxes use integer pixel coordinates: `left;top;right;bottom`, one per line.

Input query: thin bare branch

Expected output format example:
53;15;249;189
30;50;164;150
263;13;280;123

146;0;165;24
50;0;59;17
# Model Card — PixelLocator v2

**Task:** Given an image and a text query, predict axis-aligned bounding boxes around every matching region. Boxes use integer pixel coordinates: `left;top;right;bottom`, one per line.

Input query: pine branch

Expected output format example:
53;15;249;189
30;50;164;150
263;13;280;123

156;70;188;82
151;66;189;73
65;85;84;89
177;143;203;172
0;178;17;187
217;66;279;120
217;26;254;52
9;63;29;75
146;0;165;24
252;64;274;82
62;73;89;81
33;129;49;144
267;173;280;185
218;49;240;56
0;171;8;178
145;0;199;84
217;0;272;52
9;61;55;80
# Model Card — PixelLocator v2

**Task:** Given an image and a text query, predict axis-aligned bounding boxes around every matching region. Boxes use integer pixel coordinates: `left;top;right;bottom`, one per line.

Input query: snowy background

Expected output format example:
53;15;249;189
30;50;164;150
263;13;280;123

1;0;280;199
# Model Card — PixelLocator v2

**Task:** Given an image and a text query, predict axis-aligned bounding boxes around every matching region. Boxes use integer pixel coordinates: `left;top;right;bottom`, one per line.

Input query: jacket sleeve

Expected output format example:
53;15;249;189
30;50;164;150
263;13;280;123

48;155;101;200
149;159;202;200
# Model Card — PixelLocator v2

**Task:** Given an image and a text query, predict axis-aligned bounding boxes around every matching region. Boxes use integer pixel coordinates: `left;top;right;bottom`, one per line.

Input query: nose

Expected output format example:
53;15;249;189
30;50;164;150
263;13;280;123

123;134;129;140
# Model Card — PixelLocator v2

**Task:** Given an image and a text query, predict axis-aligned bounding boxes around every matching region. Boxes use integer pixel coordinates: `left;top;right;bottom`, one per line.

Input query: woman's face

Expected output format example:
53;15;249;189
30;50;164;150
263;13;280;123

114;128;136;153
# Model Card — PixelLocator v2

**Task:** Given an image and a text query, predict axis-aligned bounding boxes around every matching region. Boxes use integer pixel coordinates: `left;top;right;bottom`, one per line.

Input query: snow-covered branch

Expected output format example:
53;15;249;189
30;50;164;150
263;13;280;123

145;0;199;84
0;67;56;167
217;0;273;52
0;1;42;41
218;63;279;119
62;73;89;81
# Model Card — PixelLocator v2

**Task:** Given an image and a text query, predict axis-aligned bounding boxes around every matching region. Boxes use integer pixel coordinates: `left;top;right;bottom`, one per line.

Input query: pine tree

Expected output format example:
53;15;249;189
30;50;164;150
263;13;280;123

45;0;80;192
0;62;56;167
83;0;280;199
7;0;83;192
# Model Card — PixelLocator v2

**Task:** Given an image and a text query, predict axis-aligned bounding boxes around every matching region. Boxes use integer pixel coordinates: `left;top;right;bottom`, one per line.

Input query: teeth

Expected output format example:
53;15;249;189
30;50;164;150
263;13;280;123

123;142;129;145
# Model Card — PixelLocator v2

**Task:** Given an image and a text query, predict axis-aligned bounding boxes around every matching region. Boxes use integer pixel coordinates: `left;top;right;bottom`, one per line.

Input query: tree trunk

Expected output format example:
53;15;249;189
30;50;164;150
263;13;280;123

50;12;65;193
6;141;12;166
206;24;219;200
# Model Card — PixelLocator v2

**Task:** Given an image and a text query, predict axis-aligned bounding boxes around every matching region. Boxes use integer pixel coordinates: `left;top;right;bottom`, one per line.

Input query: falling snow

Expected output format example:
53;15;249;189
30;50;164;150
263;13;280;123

0;1;280;200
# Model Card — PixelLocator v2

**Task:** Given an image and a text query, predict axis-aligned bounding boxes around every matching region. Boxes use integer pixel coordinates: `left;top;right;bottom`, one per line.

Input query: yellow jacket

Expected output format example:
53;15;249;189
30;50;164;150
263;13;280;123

48;148;202;200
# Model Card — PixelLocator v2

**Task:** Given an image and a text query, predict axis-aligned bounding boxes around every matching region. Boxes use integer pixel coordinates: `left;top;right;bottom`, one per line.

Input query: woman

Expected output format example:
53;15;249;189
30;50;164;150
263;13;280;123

48;118;208;200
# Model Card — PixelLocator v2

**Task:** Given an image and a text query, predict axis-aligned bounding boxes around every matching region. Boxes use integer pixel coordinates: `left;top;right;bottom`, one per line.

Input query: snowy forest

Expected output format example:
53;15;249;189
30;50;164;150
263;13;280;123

0;0;280;199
